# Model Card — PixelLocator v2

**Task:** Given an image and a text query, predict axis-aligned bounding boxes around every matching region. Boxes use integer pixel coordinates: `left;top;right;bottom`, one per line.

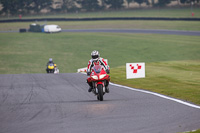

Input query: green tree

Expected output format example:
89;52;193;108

0;0;26;15
104;0;124;10
126;0;134;8
76;0;100;11
134;0;146;7
61;0;78;12
180;0;188;4
151;0;155;6
155;0;171;7
27;0;53;13
180;0;199;4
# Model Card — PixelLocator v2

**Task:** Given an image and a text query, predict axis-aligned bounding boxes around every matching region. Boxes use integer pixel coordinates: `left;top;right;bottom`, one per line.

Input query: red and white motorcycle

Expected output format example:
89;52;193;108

88;65;110;101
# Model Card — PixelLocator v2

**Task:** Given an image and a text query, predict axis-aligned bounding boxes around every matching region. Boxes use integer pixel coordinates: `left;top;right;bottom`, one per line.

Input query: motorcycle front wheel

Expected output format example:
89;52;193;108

97;84;103;101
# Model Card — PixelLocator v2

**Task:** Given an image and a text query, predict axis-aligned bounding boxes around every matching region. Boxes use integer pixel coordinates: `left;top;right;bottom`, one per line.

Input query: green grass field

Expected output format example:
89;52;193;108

193;130;200;133
183;129;200;133
0;32;200;106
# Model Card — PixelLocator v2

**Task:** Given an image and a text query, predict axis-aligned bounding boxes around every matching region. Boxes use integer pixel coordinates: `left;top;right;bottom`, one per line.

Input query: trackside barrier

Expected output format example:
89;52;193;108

1;17;200;23
77;67;87;73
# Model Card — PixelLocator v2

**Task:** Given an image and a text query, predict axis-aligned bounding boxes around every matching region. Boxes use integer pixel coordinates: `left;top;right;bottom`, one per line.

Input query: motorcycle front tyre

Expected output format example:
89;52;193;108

97;84;103;101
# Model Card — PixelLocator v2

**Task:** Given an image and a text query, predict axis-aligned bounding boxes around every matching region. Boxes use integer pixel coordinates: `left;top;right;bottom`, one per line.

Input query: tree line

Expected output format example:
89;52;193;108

0;0;199;16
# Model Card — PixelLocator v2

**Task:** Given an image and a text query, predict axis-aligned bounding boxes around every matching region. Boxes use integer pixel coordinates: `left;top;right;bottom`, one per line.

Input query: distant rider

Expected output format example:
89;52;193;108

46;58;54;73
87;50;110;93
54;64;59;74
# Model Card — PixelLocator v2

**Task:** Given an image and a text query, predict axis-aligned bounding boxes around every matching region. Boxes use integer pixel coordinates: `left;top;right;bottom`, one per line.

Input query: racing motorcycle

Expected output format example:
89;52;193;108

88;65;110;101
46;63;55;73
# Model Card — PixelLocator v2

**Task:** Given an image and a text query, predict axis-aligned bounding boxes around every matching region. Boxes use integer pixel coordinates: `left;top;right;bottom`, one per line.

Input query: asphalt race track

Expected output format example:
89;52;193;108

0;73;200;133
1;29;200;36
62;29;200;36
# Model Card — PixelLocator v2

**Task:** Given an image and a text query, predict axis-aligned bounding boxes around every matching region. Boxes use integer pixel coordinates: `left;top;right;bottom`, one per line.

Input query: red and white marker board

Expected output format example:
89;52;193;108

126;63;145;79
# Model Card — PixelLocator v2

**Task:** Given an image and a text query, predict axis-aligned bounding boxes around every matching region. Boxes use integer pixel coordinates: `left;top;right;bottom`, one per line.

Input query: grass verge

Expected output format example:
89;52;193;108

183;129;200;133
110;60;200;105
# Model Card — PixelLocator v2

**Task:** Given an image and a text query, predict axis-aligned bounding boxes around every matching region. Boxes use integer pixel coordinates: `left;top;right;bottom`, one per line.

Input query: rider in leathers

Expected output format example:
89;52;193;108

87;50;110;93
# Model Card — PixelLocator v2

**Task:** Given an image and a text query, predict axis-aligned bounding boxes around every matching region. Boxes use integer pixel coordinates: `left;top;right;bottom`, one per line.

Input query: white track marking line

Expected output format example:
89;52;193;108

79;73;200;109
110;82;200;109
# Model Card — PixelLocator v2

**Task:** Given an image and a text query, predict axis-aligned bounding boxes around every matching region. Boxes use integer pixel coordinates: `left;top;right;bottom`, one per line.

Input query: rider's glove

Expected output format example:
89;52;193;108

106;69;110;74
87;72;91;76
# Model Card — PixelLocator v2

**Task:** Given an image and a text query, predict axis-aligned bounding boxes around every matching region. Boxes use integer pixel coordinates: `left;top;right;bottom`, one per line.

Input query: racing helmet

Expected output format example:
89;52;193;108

91;50;100;62
54;64;57;67
49;58;53;62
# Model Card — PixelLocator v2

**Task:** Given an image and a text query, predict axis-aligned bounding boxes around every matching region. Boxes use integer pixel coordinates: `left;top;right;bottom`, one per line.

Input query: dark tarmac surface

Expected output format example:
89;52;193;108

0;73;200;133
62;29;200;36
1;29;200;36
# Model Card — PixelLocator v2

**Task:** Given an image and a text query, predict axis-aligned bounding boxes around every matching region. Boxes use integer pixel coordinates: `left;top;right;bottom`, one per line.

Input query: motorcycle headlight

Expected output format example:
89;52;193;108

91;75;98;80
99;74;106;79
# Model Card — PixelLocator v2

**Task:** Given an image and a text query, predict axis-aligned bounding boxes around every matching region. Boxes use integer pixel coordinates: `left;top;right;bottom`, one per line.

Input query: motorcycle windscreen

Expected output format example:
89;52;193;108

93;65;102;73
49;63;54;66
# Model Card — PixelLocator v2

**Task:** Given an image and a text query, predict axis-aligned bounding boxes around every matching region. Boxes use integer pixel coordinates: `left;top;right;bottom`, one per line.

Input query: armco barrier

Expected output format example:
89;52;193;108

0;17;200;23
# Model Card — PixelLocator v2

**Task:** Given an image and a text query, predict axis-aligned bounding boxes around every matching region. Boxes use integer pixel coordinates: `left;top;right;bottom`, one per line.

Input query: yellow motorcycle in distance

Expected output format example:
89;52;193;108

46;63;55;73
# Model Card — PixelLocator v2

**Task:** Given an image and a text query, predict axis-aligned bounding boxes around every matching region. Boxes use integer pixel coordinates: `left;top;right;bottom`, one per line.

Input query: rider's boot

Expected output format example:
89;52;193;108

88;86;92;92
105;80;110;93
105;86;109;93
87;80;93;92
